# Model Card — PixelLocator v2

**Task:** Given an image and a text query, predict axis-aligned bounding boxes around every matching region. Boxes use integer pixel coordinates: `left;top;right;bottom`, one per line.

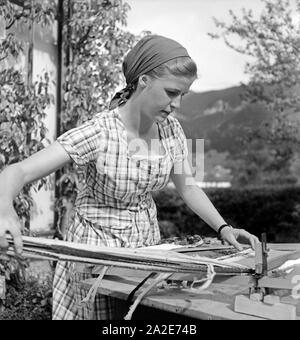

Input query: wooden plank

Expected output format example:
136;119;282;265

234;295;296;320
218;248;300;272
175;245;238;253
267;250;300;272
256;277;296;290
80;243;300;320
255;240;265;275
81;277;262;320
6;236;251;274
92;266;214;282
256;264;300;290
281;296;300;315
268;244;300;251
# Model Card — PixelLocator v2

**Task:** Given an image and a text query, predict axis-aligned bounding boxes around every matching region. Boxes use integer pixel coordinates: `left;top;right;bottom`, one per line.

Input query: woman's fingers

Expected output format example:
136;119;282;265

249;235;260;250
9;225;23;255
227;234;243;251
232;228;260;250
0;219;23;255
221;228;243;251
0;235;9;250
221;227;260;252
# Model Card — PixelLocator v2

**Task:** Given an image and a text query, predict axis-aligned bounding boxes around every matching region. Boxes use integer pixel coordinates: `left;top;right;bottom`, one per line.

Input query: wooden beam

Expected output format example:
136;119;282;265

267;250;300;272
81;277;262;320
234;295;296;320
256;277;296;290
6;236;252;275
255;234;268;275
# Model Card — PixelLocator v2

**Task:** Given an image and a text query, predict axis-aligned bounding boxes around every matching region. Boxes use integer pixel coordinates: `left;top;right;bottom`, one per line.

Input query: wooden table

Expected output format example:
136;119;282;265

81;243;300;320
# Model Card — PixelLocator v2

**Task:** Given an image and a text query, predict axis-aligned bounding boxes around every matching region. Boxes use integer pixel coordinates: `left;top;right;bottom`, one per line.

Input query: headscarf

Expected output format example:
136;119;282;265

109;35;191;110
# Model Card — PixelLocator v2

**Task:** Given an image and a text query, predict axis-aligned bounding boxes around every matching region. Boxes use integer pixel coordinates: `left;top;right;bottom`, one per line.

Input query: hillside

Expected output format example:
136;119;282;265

176;86;273;154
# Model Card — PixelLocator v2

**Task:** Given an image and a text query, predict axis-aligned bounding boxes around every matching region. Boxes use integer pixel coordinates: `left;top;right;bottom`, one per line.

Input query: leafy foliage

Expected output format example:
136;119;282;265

226;136;298;187
0;255;51;320
61;0;137;128
0;274;52;320
55;0;140;237
0;0;139;319
209;0;300;114
209;0;300;185
1;0;140;237
0;0;55;231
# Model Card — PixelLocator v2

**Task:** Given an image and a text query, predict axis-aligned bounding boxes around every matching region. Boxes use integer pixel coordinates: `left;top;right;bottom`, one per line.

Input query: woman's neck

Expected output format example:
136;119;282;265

118;99;154;137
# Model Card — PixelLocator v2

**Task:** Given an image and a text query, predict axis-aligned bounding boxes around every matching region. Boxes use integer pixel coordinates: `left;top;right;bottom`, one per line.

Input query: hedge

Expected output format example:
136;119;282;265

153;185;300;243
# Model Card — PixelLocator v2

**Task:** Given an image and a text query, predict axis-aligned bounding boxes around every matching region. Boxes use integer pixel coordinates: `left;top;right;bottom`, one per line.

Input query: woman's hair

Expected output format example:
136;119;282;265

146;56;198;80
127;57;197;97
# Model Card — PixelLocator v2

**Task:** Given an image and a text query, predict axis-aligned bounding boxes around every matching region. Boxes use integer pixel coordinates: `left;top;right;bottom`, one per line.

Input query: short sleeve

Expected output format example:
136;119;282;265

171;117;188;164
57;117;105;166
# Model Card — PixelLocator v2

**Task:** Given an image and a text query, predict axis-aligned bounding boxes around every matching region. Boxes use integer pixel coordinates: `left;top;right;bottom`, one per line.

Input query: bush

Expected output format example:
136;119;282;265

154;185;300;243
0;274;52;320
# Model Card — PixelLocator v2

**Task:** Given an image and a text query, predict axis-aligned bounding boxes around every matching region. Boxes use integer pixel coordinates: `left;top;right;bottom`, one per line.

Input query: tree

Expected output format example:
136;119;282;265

0;0;140;237
0;0;55;232
55;0;139;237
204;149;232;182
61;0;137;130
0;1;140;309
209;0;300;145
227;138;297;187
209;0;300;186
0;0;57;297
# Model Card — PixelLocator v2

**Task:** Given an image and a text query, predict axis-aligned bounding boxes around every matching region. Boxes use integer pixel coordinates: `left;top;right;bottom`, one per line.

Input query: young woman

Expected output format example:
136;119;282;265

0;35;259;319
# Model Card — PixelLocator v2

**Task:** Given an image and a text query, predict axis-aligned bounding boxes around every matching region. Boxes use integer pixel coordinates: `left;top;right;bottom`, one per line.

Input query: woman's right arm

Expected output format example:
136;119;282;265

0;141;72;254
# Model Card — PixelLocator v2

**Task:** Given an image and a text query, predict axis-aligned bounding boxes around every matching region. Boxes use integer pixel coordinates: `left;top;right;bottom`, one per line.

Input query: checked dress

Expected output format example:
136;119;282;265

52;109;188;320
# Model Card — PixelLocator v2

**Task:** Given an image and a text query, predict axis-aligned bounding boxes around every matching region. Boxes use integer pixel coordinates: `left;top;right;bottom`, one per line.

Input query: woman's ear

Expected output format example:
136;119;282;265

138;74;149;89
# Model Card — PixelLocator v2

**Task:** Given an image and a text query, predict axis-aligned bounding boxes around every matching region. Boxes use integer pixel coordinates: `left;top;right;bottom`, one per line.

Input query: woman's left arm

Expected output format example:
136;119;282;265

170;159;260;250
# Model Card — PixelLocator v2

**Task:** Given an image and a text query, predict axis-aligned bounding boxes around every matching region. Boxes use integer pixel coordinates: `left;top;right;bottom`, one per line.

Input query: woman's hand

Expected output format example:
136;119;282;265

0;142;72;257
220;226;260;251
0;204;23;255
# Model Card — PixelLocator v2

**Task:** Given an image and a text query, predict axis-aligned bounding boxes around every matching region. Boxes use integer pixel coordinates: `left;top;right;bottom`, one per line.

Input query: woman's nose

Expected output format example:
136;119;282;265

170;95;182;110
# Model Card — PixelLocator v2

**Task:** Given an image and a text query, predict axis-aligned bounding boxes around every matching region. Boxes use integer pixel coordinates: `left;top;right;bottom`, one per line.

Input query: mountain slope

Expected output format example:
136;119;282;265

176;86;273;154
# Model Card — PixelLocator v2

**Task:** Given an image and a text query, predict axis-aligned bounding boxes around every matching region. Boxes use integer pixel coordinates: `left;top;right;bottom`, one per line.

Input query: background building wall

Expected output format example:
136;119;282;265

14;18;58;233
30;22;57;233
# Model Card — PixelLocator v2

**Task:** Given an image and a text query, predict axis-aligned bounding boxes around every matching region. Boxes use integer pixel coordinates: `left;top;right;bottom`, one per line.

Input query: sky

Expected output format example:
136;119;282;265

125;0;265;93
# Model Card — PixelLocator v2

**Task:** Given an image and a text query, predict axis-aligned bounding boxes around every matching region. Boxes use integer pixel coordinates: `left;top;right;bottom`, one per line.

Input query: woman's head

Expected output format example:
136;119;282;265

146;56;197;80
138;62;197;122
109;35;198;113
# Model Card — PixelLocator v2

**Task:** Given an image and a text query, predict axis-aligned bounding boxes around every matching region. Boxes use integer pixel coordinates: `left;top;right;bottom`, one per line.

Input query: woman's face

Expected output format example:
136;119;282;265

140;73;196;122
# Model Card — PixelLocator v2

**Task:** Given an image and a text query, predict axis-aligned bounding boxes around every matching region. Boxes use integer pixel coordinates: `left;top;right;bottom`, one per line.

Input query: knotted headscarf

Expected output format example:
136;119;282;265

109;35;191;110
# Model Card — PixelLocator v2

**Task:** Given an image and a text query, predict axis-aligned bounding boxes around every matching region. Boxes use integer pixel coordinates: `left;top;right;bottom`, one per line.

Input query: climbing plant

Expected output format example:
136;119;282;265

0;0;55;232
0;0;140;237
55;0;139;237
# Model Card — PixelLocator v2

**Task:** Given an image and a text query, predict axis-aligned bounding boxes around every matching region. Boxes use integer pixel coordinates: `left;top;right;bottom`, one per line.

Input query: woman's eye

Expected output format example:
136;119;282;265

166;90;179;97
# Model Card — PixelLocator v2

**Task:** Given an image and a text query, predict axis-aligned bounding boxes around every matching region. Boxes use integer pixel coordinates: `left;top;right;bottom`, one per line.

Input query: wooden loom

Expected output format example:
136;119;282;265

121;235;300;320
2;234;300;320
229;234;300;320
